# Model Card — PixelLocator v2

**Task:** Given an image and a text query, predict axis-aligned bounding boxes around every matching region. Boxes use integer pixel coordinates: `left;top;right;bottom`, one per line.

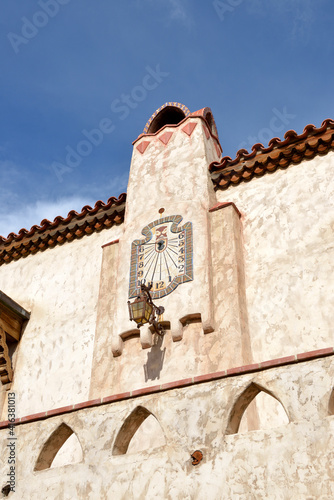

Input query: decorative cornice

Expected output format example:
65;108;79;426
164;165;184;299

0;194;126;266
210;119;334;190
133;109;222;153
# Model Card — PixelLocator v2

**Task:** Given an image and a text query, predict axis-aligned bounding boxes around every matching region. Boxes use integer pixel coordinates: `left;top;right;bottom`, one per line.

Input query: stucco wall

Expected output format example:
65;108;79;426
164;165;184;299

0;224;122;419
2;151;333;419
1;356;333;499
216;152;334;361
89;118;226;399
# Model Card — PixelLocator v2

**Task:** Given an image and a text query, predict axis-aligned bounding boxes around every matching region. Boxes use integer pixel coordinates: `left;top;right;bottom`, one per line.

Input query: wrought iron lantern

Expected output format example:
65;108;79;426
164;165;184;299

128;283;165;336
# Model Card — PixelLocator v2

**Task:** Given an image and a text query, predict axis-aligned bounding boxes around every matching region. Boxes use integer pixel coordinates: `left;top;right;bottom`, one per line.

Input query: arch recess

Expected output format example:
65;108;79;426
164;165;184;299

226;382;289;435
328;388;334;415
112;406;165;456
34;423;83;471
143;102;190;134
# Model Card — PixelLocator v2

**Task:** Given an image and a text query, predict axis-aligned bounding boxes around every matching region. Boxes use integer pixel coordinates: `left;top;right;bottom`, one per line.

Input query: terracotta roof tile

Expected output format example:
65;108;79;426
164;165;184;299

210;119;334;190
0;193;126;266
1;118;332;265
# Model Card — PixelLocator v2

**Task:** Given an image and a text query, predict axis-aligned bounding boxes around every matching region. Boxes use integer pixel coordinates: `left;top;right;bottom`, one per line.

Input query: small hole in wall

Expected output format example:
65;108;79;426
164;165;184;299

1;484;11;497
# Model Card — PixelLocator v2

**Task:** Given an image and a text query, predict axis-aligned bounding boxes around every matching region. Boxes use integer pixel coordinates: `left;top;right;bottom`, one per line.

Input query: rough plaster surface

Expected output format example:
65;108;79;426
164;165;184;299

210;204;252;367
0;226;122;419
1;357;334;499
216;152;334;361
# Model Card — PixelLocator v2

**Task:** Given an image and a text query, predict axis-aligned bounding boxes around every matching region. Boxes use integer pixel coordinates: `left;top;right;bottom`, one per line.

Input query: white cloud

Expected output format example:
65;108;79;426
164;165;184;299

79;172;128;201
0;171;128;239
248;0;317;40
0;196;96;238
142;0;193;29
168;0;187;21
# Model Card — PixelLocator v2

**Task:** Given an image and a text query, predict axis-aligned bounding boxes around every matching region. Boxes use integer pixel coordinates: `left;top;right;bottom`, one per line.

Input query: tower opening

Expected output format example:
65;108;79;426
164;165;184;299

147;106;186;134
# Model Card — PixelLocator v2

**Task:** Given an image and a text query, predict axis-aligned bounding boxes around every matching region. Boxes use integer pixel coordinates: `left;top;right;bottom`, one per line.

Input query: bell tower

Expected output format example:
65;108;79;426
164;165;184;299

115;103;220;348
89;103;251;399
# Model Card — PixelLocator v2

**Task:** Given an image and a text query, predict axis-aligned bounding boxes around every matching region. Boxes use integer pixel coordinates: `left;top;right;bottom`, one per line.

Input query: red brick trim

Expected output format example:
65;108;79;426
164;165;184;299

47;405;74;417
102;392;131;403
297;347;333;360
226;363;260;376
193;370;227;383
74;399;101;410
161;378;193;391
209;202;241;218
1;347;332;429
20;412;46;423
260;355;297;369
101;239;120;249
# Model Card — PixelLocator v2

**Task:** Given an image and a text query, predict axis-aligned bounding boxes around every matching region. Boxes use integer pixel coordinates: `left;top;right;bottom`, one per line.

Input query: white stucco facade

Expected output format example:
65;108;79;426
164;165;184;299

0;104;333;499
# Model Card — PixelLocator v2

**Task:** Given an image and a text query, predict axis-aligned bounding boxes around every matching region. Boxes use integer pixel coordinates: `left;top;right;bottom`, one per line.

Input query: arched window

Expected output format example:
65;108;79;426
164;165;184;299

34;423;83;471
112;406;165;455
226;383;289;435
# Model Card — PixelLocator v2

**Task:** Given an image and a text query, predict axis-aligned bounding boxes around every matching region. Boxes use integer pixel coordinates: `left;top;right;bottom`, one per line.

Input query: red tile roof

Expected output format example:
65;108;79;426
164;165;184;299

210;118;334;190
0;193;126;266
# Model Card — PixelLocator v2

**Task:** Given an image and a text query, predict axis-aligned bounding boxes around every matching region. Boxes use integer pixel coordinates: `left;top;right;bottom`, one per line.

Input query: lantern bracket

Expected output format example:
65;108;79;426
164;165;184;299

128;283;165;336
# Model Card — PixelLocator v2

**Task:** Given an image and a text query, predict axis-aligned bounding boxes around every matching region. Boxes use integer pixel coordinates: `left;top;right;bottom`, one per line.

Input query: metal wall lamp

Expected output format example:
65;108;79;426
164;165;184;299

128;283;165;336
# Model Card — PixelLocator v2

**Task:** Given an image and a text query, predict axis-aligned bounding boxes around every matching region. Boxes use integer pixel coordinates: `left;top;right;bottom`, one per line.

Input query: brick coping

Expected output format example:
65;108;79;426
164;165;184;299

0;347;333;429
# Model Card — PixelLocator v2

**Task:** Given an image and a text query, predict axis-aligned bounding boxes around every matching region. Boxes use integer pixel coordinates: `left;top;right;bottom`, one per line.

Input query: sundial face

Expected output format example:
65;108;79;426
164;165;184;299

128;214;193;300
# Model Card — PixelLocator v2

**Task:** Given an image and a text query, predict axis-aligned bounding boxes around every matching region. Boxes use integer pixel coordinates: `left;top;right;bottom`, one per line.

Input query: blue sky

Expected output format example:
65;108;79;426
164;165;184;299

0;0;333;237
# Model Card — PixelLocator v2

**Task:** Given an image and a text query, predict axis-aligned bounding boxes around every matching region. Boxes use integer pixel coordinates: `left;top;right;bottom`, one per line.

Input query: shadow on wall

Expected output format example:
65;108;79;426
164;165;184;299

143;335;166;382
328;388;334;415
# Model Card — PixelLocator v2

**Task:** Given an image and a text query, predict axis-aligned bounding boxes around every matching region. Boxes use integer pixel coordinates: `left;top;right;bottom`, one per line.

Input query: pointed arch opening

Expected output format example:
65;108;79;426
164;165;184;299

34;423;83;471
226;383;289;435
112;406;166;456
